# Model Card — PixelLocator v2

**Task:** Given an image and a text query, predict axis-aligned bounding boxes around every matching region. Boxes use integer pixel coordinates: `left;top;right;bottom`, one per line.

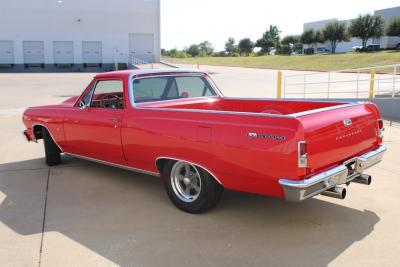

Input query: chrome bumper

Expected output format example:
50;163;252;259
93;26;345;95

279;145;387;202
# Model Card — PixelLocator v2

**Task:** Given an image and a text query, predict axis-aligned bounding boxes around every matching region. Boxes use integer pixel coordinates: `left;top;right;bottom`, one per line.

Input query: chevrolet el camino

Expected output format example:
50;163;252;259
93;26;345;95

22;69;386;213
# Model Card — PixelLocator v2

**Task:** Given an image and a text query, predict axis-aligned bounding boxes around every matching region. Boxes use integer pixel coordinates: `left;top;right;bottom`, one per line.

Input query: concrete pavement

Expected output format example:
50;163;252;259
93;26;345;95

0;71;399;267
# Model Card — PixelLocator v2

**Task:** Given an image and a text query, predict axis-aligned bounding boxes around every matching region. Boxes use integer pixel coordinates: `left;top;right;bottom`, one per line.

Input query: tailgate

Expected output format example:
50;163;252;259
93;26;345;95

298;103;382;174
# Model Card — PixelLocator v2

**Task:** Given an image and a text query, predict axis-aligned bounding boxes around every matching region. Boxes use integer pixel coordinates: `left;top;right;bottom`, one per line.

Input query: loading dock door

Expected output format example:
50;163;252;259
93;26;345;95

23;41;45;64
0;41;14;64
129;33;154;63
53;41;74;64
82;41;102;64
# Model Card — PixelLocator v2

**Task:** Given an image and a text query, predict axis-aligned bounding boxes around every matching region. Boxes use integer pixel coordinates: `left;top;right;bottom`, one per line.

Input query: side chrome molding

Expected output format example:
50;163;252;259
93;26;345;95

155;157;223;185
65;152;160;177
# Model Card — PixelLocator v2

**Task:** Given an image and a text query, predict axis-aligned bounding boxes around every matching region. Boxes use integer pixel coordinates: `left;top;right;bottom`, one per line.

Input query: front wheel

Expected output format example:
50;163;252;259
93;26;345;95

163;161;223;214
43;128;61;166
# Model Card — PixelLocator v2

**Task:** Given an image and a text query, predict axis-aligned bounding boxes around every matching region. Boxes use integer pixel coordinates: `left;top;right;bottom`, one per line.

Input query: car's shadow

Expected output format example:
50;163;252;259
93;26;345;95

0;156;380;266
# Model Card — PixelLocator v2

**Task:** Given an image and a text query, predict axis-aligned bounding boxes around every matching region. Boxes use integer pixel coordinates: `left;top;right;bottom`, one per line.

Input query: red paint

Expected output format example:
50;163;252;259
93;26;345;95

22;70;383;199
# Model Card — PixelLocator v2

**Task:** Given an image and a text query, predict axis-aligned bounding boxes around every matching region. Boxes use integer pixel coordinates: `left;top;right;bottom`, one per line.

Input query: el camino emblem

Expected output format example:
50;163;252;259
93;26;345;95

343;119;352;126
247;132;286;141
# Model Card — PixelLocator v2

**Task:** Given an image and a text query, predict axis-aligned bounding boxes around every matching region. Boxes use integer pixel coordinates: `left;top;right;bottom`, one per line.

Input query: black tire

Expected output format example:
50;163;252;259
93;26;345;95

163;161;223;214
43;128;61;166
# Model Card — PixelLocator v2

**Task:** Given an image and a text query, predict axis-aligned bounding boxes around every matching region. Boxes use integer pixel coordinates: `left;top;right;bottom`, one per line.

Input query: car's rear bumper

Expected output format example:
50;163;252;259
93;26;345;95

279;145;387;201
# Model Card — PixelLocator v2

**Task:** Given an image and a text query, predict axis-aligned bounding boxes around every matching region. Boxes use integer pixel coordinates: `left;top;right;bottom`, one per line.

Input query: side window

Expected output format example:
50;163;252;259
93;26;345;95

175;76;216;98
132;76;217;103
133;77;171;102
90;80;124;109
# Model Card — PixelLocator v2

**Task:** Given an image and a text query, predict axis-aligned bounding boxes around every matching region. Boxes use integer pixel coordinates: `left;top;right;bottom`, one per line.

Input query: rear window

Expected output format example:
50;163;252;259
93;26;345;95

133;75;216;103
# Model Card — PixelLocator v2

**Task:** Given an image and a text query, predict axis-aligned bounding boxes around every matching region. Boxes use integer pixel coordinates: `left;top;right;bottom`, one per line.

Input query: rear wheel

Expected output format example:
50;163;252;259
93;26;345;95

163;161;223;214
43;128;61;166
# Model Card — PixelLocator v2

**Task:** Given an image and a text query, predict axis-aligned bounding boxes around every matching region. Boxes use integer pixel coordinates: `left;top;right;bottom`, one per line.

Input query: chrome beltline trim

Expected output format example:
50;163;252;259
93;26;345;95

65;152;160;177
155;157;222;185
223;96;363;104
127;72;364;118
134;106;291;118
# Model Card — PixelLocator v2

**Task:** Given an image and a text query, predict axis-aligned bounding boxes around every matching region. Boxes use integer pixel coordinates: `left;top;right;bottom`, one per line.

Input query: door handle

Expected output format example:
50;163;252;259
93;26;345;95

110;118;120;123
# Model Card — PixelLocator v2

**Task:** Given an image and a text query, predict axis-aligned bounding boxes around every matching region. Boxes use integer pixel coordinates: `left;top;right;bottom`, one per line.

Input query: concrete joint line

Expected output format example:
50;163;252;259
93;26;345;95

38;167;50;267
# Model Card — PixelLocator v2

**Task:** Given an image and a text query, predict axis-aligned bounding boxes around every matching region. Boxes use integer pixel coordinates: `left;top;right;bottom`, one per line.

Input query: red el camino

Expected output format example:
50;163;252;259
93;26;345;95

22;69;386;213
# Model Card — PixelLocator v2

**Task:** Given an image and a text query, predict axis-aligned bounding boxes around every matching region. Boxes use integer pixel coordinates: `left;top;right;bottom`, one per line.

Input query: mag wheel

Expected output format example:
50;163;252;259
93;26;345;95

163;161;223;214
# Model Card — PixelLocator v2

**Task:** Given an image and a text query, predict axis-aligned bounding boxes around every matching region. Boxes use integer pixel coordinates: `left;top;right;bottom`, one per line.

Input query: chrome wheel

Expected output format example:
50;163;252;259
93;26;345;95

170;161;202;203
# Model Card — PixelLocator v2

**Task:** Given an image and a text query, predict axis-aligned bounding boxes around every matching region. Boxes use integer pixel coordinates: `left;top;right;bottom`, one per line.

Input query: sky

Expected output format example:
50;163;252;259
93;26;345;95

161;0;400;51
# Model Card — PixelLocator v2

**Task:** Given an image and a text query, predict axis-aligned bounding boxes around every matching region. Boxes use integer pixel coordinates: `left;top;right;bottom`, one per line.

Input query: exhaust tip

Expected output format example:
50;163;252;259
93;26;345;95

341;187;347;199
353;174;372;185
321;186;346;200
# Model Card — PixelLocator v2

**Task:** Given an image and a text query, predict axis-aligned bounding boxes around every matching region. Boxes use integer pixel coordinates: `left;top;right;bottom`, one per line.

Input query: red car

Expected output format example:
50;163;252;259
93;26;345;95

22;69;386;213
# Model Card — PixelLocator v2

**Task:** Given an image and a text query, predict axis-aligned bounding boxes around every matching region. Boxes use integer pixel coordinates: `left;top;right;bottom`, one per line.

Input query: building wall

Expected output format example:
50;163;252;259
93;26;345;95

303;6;400;52
0;0;160;69
375;6;400;48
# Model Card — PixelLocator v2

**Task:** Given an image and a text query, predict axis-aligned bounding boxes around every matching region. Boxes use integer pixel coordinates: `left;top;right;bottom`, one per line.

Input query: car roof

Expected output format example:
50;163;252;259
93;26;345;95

94;69;202;79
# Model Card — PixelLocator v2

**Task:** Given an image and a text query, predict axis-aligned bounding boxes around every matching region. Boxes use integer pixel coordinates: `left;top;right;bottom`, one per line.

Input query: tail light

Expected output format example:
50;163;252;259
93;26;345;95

298;141;308;168
377;119;384;138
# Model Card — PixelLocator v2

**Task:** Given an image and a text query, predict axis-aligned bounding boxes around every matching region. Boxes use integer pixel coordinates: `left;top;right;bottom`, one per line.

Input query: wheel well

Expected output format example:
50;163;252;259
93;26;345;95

155;158;222;185
155;158;177;176
33;125;44;140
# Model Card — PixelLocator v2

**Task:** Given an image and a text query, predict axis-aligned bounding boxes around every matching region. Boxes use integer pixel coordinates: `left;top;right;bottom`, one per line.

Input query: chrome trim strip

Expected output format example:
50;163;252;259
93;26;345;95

134;106;291;118
133;96;220;106
127;71;364;118
279;145;386;201
222;96;357;104
155;157;223;185
290;103;362;117
31;123;63;151
65;152;160;177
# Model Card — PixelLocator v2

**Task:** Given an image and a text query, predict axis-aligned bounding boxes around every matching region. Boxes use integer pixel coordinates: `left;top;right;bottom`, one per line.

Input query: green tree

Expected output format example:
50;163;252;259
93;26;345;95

322;21;349;53
255;25;281;54
281;35;301;55
238;38;255;56
186;44;200;57
301;29;324;52
350;14;385;48
225;37;238;55
300;29;315;46
386;16;400;37
314;30;324;45
198;41;214;56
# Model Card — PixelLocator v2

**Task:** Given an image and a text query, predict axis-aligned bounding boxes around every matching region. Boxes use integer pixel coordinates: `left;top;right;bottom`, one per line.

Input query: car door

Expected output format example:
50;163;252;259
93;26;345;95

63;78;126;165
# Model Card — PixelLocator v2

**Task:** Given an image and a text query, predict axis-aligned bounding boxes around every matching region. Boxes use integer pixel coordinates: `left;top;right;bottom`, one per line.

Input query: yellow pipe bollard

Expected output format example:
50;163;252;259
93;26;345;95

369;70;375;98
277;71;282;98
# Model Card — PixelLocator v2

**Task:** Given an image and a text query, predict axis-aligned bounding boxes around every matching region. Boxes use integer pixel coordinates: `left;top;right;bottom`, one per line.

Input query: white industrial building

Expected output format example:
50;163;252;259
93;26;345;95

0;0;161;71
304;6;400;53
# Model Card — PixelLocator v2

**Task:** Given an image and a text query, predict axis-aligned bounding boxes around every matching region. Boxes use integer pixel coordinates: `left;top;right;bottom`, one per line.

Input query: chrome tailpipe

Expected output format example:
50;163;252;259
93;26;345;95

352;174;372;185
321;186;347;199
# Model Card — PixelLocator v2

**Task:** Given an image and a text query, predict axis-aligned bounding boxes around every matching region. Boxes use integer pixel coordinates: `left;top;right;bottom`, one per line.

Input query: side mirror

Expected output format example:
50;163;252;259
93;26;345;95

79;100;88;110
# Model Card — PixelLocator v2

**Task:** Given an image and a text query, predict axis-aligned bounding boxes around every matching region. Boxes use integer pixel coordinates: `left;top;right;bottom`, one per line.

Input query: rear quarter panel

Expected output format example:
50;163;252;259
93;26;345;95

122;108;303;198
